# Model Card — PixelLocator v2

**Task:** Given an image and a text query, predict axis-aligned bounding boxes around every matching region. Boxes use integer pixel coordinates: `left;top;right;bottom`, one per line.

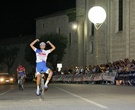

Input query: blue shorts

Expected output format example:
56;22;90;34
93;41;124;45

36;62;50;74
19;72;25;77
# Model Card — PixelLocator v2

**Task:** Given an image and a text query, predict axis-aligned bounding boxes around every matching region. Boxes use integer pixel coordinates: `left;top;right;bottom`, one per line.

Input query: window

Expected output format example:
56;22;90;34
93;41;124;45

119;0;123;31
69;33;72;44
91;23;94;36
56;27;60;34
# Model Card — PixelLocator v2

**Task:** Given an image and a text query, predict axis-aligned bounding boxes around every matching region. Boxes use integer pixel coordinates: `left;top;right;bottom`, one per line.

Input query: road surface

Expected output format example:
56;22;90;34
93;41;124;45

0;83;135;110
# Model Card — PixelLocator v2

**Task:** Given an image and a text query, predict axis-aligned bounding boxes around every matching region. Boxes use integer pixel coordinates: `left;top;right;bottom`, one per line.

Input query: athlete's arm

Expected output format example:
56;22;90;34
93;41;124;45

23;68;26;78
47;41;56;52
23;67;26;74
30;39;39;51
17;68;19;76
17;68;20;78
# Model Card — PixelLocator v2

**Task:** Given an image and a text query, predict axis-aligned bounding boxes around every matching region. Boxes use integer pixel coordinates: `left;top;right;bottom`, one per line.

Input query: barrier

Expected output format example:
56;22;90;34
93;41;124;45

52;74;65;82
116;71;135;85
63;74;74;82
102;71;116;83
73;74;83;82
52;71;135;85
83;74;93;81
92;73;103;81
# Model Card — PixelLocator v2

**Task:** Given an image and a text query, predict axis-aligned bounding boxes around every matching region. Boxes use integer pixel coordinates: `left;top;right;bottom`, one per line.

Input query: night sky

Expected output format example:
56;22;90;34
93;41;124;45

0;0;76;39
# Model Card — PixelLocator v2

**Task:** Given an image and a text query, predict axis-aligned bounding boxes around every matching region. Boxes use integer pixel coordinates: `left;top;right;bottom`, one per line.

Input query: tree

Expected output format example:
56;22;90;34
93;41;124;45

24;33;68;70
0;47;19;72
0;48;4;63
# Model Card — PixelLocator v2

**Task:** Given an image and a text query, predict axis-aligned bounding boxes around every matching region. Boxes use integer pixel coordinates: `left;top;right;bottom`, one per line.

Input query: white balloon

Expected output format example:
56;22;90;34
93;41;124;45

88;6;106;24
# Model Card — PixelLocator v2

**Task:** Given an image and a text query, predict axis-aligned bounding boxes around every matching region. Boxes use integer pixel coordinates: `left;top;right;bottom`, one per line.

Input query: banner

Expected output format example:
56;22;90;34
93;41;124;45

52;71;135;85
92;73;103;81
52;74;65;82
63;74;74;82
118;72;135;77
83;74;93;81
103;71;116;82
73;74;83;82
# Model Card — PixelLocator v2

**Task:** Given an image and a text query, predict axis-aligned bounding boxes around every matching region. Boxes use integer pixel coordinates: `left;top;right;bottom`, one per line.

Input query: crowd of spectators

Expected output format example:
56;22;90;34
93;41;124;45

63;58;135;85
65;58;135;74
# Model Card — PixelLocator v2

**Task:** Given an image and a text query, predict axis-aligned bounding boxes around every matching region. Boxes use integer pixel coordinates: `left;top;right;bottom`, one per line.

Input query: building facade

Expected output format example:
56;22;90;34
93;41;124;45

36;0;135;69
36;10;79;68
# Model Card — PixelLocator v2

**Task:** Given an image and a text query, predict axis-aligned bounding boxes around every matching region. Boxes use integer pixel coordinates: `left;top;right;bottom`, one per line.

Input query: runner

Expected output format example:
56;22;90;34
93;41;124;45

30;39;56;95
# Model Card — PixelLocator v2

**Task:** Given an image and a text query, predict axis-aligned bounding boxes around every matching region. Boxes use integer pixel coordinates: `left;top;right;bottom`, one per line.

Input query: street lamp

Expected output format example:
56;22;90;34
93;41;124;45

72;23;78;30
88;6;106;64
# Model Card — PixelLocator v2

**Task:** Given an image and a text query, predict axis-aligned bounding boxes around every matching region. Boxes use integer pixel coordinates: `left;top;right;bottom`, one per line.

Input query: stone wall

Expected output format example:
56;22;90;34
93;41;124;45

77;0;135;64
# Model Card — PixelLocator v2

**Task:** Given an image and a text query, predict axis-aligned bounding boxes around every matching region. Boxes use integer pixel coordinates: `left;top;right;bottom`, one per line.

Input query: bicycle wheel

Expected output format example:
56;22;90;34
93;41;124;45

21;84;24;91
40;77;45;100
18;79;23;91
18;79;21;90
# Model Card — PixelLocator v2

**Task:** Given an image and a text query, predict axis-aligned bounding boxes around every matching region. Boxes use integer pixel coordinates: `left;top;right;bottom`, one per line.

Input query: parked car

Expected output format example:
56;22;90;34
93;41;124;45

0;73;16;84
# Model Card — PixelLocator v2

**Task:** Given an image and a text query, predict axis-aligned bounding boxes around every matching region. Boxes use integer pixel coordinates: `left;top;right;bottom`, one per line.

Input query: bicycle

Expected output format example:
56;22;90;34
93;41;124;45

18;76;24;91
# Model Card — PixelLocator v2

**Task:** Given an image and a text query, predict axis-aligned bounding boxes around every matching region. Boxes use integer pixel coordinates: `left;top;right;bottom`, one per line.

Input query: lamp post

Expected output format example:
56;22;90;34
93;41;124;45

88;6;106;64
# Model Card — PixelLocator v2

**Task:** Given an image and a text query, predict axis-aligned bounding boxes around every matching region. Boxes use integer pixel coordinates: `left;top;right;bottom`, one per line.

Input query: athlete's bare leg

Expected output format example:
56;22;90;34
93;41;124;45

36;74;41;87
36;73;41;95
44;70;53;88
47;70;53;81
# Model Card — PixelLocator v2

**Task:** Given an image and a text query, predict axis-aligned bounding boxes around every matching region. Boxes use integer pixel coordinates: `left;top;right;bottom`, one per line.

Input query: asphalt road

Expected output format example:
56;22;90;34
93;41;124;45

0;83;135;110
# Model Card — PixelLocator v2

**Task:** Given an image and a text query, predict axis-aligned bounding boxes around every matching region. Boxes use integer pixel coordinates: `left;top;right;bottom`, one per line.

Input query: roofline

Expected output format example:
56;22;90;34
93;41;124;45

35;8;76;20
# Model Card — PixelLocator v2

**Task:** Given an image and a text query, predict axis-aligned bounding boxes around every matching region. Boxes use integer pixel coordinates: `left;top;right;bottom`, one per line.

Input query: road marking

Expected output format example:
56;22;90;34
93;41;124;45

55;86;108;109
0;89;14;96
